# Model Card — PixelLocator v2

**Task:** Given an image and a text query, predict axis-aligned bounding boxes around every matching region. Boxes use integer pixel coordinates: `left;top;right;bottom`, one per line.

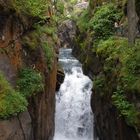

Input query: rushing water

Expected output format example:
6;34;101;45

54;48;93;140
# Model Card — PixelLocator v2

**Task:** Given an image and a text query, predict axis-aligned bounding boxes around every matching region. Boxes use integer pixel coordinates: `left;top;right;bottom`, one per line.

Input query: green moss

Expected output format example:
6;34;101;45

0;72;27;119
17;68;44;97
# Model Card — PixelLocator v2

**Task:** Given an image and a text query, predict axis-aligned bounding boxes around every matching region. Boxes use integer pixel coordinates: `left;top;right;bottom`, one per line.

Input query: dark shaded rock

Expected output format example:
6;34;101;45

58;20;76;48
136;0;140;32
28;58;57;140
0;111;33;140
56;66;65;91
91;91;139;140
73;40;140;140
0;54;17;86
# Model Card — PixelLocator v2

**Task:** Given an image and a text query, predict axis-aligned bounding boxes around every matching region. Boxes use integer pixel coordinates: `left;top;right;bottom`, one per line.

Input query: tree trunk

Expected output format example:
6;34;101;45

127;0;137;45
88;0;96;15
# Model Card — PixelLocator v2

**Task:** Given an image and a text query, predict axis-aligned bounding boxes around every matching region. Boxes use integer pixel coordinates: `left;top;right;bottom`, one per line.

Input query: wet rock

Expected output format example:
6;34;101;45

58;20;76;48
73;41;140;140
56;65;65;91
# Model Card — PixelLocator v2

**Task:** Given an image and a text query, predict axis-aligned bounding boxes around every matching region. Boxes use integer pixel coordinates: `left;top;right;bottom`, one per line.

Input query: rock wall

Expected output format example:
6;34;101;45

0;112;33;140
0;5;57;140
71;1;140;138
73;35;140;140
58;20;76;48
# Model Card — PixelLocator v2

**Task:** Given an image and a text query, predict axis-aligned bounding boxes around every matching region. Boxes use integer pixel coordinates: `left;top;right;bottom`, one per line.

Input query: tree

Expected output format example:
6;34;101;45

127;0;137;45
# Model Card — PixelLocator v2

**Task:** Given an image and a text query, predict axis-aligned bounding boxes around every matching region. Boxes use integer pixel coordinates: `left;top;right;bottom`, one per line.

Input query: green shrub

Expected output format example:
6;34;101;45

89;3;122;40
77;9;90;32
12;0;50;18
112;88;139;127
96;37;140;93
17;68;44;97
0;72;27;119
94;74;105;90
96;37;129;59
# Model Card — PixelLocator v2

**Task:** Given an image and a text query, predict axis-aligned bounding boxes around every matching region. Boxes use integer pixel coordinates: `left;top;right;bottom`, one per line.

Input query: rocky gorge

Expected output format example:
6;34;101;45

0;0;140;140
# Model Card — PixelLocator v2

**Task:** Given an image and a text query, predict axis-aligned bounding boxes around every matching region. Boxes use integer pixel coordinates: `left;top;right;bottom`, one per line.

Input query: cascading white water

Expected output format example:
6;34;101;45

54;48;93;140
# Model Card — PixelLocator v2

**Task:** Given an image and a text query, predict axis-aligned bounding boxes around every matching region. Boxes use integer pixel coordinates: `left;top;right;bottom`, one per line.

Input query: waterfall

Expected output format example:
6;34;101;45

54;48;93;140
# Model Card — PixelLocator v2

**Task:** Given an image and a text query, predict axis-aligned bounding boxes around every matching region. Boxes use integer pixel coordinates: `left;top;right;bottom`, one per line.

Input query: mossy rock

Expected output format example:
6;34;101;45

17;68;44;97
0;72;27;119
94;37;140;129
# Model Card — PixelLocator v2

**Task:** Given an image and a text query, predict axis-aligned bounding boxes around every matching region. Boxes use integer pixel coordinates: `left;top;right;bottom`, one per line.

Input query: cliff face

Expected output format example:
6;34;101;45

0;4;57;140
28;57;57;140
71;1;140;139
0;112;33;140
58;20;76;48
73;43;140;140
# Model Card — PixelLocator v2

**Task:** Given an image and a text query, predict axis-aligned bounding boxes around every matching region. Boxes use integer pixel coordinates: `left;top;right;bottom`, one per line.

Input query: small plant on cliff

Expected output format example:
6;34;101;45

94;74;105;91
93;74;107;96
112;88;139;128
17;68;44;97
0;72;27;119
